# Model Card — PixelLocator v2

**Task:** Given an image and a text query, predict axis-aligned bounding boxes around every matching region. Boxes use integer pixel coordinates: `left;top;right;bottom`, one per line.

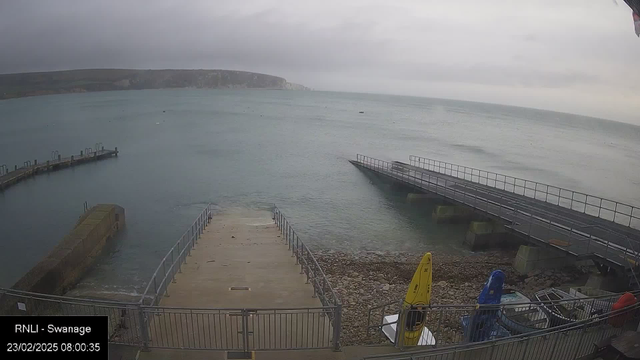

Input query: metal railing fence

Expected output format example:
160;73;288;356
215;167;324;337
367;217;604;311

0;288;338;351
0;204;342;352
272;205;342;350
362;300;640;360
141;204;212;306
272;206;341;309
406;155;640;287
366;290;640;349
0;288;144;346
355;155;639;273
408;155;640;230
143;306;336;350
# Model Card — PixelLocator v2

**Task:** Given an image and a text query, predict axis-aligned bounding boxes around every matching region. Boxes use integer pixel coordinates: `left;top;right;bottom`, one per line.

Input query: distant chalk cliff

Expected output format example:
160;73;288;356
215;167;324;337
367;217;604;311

0;69;310;100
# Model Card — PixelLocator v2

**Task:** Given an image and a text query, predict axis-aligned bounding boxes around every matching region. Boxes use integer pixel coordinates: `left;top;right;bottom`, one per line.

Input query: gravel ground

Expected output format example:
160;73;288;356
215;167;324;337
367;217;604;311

314;250;588;346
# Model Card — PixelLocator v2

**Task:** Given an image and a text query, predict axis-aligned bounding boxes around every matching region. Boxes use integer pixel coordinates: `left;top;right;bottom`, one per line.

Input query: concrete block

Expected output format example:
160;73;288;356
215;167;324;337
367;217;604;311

463;221;508;251
468;221;505;234
584;274;628;293
432;205;473;224
513;245;576;275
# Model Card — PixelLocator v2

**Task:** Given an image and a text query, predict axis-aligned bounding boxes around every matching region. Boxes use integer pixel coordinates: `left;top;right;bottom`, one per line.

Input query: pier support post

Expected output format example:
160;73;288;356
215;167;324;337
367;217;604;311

584;273;628;293
432;205;473;223
463;221;508;251
137;307;150;351
332;304;342;352
513;245;575;274
406;193;442;203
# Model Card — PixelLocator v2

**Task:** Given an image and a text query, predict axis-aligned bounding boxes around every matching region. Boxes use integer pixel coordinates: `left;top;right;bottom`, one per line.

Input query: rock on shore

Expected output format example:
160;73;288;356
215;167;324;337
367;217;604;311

314;250;587;346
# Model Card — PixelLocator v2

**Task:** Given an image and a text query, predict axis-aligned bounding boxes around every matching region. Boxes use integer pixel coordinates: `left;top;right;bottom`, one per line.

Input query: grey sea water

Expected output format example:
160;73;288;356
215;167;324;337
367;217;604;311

1;89;639;297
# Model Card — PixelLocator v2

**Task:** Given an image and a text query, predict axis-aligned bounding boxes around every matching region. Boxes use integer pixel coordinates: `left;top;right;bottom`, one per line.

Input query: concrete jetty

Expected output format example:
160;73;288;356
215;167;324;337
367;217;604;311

143;208;331;353
0;146;118;191
161;208;319;308
0;204;125;314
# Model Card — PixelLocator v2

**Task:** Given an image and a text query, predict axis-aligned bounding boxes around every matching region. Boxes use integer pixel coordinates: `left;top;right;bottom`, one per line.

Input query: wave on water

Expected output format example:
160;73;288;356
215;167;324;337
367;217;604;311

65;284;145;302
450;143;494;156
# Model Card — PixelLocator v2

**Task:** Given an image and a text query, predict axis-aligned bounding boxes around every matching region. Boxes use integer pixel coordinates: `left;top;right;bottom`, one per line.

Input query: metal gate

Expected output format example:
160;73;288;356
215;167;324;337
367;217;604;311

141;306;337;351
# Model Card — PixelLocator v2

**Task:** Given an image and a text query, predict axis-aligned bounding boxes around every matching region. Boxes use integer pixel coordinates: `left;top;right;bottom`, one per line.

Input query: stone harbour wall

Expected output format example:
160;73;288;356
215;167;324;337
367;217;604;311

10;204;125;296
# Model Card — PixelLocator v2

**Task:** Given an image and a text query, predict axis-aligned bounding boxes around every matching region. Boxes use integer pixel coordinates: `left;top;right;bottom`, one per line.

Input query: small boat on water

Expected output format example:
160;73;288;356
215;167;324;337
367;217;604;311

535;288;591;326
498;289;549;334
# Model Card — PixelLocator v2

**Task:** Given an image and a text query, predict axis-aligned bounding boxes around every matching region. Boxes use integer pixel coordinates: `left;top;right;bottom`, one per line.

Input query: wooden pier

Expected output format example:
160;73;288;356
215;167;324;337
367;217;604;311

0;147;118;191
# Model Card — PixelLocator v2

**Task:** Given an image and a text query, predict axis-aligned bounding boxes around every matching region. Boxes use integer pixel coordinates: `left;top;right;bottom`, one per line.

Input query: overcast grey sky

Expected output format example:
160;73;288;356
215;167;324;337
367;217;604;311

1;0;639;123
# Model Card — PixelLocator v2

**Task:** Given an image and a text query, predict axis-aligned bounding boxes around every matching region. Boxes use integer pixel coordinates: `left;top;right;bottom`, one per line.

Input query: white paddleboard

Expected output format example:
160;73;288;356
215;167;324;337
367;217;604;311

382;314;436;346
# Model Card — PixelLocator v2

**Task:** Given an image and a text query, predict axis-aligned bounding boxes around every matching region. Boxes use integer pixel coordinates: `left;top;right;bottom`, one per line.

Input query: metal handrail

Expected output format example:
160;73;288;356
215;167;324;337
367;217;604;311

355;154;637;267
272;205;342;351
0;287;140;306
142;305;336;311
367;289;640;315
272;205;341;307
363;301;640;359
140;204;211;305
401;160;640;259
408;155;639;229
403;155;640;288
367;289;640;340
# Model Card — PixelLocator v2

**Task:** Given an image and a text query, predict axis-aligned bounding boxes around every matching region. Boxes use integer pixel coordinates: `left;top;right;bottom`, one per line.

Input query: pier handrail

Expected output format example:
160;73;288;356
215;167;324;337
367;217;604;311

140;204;212;305
355;154;639;270
272;205;342;351
272;205;341;308
408;155;639;230
363;300;640;359
367;289;640;345
367;289;640;315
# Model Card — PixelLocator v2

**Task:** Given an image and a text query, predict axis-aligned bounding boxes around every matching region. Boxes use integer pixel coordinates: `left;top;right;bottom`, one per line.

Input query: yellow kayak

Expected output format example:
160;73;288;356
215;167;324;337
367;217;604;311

401;252;432;346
